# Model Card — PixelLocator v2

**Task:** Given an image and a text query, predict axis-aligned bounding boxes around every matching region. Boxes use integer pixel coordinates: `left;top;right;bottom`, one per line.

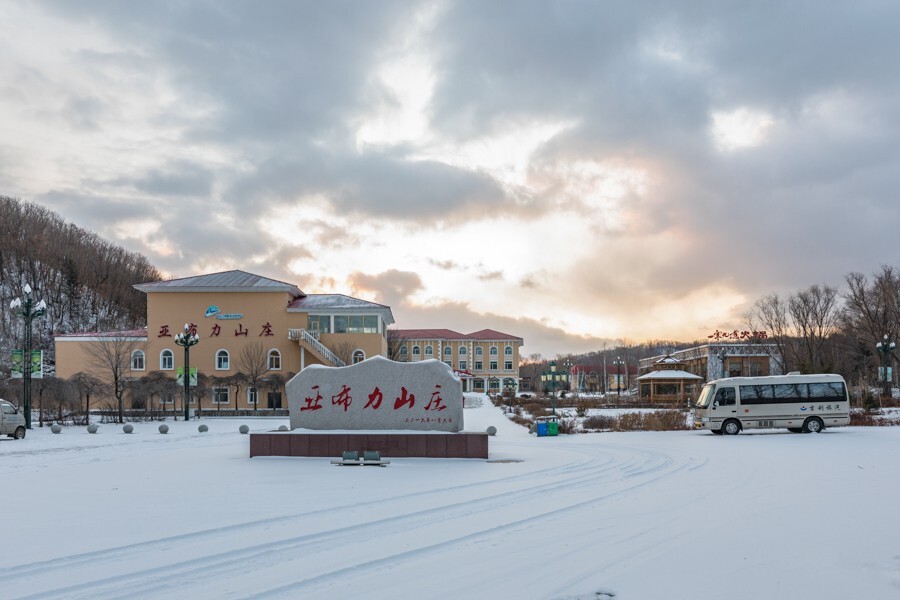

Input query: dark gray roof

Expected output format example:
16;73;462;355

134;270;303;296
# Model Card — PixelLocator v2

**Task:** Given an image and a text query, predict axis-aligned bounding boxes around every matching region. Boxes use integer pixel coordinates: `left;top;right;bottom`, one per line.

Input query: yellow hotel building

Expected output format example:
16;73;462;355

55;270;394;411
393;329;523;393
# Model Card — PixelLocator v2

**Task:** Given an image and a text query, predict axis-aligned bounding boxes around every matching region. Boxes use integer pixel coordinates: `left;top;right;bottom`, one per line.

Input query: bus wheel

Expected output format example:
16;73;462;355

802;417;824;434
14;426;26;439
787;427;803;433
722;420;741;435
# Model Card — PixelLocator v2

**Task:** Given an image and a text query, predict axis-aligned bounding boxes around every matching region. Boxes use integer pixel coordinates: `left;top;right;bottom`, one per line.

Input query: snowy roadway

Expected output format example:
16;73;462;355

1;395;898;599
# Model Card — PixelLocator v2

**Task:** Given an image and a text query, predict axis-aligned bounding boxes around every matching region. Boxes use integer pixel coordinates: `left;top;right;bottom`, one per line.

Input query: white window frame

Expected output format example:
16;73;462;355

352;349;366;364
490;360;498;371
505;360;513;370
459;360;467;370
400;345;408;356
412;345;421;356
490;346;498;356
160;349;174;371
247;387;258;405
213;386;230;404
425;345;433;356
475;346;483;356
459;346;467;356
443;346;451;356
216;349;230;370
267;349;282;370
131;350;145;371
505;345;513;356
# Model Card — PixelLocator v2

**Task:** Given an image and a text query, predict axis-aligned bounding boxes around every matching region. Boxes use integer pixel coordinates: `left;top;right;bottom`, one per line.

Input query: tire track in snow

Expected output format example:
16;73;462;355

9;443;706;599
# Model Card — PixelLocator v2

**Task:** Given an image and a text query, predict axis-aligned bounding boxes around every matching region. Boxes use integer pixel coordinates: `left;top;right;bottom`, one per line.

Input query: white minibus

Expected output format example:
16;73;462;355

692;373;850;435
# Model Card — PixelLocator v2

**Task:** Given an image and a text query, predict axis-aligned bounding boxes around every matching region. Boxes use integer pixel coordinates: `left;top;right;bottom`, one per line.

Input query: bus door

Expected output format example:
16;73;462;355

711;387;737;422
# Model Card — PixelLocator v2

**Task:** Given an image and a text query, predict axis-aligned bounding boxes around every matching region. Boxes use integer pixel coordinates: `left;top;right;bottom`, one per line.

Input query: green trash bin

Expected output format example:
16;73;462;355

547;419;559;436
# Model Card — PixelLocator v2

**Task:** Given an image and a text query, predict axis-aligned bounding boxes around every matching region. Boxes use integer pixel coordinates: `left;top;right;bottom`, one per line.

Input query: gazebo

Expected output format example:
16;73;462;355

636;356;703;404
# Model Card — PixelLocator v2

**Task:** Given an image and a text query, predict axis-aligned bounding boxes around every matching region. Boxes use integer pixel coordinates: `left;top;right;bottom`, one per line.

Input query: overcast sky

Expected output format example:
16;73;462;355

2;1;898;359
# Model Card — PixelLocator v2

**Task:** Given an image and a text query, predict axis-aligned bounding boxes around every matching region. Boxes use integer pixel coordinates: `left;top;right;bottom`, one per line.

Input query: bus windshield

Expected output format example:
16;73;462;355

695;384;716;408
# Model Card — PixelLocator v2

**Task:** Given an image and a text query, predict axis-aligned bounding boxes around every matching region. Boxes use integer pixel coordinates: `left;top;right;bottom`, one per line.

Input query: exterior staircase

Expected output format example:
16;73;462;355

288;329;346;367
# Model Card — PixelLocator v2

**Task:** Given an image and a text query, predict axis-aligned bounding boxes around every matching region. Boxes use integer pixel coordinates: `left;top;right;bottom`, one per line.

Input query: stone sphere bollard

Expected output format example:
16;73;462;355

486;426;497;436
159;424;169;434
239;424;249;434
87;424;99;434
278;425;288;431
123;424;134;434
51;424;62;434
198;424;208;433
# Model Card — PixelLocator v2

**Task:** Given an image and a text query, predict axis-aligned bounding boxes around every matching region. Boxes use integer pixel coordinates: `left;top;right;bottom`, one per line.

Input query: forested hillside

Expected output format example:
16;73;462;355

1;196;162;371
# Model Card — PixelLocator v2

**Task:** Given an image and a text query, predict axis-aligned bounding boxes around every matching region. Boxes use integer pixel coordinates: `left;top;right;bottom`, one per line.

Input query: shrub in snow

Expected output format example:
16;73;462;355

51;424;62;434
158;424;169;434
87;424;98;434
198;424;208;432
239;424;249;434
123;424;133;434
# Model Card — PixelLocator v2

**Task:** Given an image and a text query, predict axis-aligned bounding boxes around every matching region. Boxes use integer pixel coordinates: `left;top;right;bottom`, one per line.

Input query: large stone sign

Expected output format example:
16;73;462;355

286;356;464;432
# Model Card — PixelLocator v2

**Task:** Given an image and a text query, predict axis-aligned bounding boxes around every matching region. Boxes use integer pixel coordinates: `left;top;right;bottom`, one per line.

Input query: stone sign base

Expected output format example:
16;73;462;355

250;431;488;459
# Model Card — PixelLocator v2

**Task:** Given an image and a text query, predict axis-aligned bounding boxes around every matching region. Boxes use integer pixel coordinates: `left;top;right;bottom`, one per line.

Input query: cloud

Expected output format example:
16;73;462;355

4;1;900;358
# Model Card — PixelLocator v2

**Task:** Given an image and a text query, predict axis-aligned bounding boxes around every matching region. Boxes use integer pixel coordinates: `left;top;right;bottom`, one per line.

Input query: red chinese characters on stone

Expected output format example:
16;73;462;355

425;385;447;411
301;386;323;411
364;387;384;410
393;387;415;410
331;385;352;412
259;322;274;337
158;325;172;337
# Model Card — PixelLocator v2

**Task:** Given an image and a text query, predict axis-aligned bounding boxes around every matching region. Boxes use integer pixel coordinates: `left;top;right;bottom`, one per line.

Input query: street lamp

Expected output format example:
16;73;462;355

10;284;47;429
613;357;625;397
540;361;568;415
174;324;200;421
875;334;895;399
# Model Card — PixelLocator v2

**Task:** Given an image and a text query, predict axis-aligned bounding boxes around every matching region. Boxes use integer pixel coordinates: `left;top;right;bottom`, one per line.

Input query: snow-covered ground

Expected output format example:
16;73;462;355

1;394;898;599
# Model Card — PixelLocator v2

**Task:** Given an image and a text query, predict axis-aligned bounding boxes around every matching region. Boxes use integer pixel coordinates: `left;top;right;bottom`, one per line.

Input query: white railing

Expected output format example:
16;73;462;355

289;329;345;367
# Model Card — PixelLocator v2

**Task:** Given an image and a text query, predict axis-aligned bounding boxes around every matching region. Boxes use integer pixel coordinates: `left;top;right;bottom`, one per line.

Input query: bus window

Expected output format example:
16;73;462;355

715;387;735;406
695;385;716;408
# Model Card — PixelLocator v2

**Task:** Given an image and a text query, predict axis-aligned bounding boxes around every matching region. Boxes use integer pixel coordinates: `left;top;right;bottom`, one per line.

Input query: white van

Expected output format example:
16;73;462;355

692;373;850;435
0;400;27;439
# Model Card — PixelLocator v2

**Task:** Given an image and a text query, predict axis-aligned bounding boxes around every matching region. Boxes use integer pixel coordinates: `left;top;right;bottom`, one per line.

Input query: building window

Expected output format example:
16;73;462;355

505;345;513;356
459;360;467;370
160;349;174;371
474;361;483;371
213;387;230;404
162;391;175;405
505;360;513;370
444;360;452;368
334;316;349;333
248;387;258;405
490;346;498;356
412;345;421;356
459;346;467;356
131;350;145;371
353;350;365;364
216;350;230;370
363;315;378;333
267;349;281;370
425;345;433;356
308;315;331;334
475;346;483;356
444;346;451;356
400;345;408;356
267;391;283;409
490;360;498;370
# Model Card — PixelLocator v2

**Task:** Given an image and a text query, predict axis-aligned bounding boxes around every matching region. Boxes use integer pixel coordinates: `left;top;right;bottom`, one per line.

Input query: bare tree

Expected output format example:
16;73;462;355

237;343;268;411
843;267;900;394
788;284;841;373
747;293;791;374
330;341;356;365
69;371;103;425
89;336;143;423
386;327;405;361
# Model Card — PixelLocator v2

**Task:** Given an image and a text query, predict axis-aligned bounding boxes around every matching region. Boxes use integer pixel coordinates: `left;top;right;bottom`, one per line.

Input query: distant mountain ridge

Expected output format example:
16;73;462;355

1;195;162;370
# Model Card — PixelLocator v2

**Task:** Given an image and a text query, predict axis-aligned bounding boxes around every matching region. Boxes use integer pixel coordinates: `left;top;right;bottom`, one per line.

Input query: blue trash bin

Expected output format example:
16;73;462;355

536;421;549;436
